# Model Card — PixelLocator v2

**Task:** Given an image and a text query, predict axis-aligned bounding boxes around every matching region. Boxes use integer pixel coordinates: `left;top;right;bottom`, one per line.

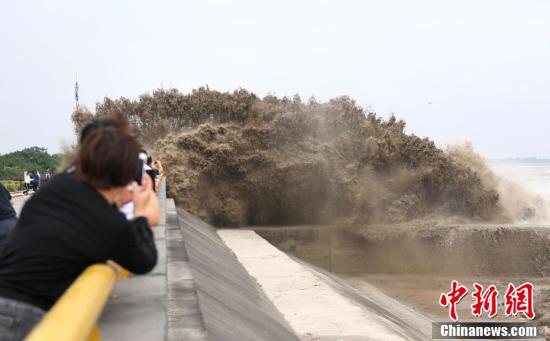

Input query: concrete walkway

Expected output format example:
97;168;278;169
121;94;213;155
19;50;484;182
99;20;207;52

166;199;207;340
11;195;29;215
98;183;168;340
98;180;207;340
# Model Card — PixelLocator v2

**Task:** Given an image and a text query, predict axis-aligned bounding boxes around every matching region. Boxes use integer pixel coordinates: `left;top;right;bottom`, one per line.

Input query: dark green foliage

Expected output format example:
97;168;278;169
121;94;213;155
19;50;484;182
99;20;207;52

0;147;61;179
0;180;23;192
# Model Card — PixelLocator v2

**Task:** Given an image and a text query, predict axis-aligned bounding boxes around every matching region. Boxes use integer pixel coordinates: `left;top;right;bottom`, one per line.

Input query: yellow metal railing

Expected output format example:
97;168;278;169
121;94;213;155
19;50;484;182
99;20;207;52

26;264;117;341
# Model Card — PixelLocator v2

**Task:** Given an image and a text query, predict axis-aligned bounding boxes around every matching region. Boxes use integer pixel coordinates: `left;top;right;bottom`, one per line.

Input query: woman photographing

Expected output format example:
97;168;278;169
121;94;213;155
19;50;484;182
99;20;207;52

0;119;159;340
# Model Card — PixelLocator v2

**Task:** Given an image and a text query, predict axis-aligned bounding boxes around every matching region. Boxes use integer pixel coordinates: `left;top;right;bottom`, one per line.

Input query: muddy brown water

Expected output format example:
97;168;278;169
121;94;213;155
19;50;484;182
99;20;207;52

253;224;550;327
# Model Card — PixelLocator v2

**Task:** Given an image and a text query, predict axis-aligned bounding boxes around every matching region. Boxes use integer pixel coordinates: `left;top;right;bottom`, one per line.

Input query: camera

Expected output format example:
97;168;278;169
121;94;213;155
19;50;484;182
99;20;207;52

135;152;147;185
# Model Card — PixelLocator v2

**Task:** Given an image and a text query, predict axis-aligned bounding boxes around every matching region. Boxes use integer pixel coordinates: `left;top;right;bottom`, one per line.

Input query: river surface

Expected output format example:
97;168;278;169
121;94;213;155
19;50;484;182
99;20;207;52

339;273;550;323
339;160;550;325
490;159;550;195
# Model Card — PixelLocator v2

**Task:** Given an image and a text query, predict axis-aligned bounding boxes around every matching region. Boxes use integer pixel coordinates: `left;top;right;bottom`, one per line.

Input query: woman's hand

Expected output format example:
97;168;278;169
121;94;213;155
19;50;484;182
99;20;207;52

132;174;160;226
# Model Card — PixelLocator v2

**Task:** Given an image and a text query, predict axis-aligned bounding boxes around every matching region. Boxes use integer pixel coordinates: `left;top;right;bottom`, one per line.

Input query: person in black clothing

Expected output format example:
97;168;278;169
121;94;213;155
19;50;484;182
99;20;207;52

145;156;158;192
0;120;160;340
0;183;17;248
30;171;40;192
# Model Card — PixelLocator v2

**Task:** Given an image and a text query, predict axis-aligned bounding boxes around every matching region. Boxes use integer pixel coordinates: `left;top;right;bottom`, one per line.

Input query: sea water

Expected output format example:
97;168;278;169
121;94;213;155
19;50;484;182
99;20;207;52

490;159;550;195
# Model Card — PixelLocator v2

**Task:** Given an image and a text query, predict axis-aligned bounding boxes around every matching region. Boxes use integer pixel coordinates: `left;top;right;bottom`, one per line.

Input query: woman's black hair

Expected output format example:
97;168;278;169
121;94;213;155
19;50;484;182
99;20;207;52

80;116;130;145
75;117;140;189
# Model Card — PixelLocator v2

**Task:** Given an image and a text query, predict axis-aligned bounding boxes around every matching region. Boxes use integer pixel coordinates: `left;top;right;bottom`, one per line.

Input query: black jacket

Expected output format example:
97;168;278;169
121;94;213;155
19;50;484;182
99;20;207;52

0;183;16;221
0;173;157;310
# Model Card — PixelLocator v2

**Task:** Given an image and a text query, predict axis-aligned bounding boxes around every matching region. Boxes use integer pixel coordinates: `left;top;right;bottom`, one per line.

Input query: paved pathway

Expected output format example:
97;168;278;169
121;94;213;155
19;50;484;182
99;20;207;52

12;195;29;216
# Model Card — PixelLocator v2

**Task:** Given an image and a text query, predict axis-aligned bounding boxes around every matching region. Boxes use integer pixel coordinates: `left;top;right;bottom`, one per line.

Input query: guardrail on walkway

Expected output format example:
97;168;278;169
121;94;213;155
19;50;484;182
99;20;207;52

26;264;117;341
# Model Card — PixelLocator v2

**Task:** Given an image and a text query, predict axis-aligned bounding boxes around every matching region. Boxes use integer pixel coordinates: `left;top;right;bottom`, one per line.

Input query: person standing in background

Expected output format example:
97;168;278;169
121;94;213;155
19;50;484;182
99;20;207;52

30;171;39;192
23;172;31;195
152;160;164;190
152;160;163;175
145;156;157;192
44;169;51;186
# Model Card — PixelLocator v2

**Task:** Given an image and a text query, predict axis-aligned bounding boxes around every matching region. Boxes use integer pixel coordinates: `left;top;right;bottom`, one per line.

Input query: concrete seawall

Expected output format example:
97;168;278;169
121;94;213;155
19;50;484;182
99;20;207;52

218;229;434;340
177;208;300;341
176;211;440;340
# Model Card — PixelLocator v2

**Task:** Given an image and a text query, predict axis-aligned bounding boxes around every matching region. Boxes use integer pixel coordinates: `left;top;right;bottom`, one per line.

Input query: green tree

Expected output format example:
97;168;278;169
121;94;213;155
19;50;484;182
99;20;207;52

0;147;61;179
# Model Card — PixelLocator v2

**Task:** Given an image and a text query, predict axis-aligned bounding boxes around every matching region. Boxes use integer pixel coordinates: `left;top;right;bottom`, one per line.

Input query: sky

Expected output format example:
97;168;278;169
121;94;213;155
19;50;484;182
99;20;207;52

0;0;549;158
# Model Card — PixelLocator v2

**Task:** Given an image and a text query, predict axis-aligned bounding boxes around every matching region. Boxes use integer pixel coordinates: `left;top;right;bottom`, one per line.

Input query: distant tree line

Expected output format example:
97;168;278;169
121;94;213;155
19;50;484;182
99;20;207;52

0;147;61;180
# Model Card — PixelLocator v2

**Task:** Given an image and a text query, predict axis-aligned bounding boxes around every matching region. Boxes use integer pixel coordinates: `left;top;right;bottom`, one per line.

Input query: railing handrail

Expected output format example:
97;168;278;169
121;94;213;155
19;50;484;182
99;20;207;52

26;264;117;341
